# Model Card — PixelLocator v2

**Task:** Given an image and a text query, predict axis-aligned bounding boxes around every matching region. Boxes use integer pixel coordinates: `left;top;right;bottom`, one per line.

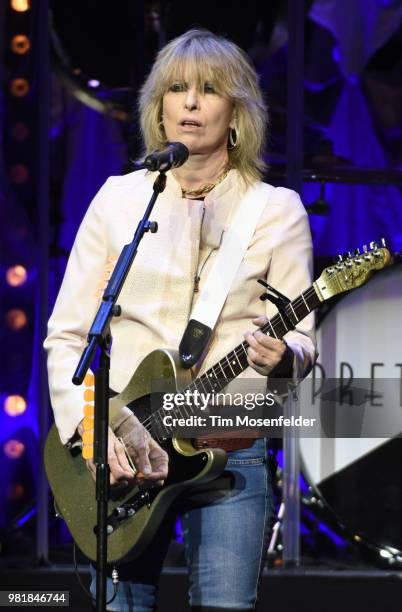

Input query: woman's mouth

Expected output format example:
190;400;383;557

180;119;202;128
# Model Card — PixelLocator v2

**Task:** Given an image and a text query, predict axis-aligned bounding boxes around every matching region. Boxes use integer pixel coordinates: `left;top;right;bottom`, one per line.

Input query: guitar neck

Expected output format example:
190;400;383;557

140;243;391;437
187;284;321;396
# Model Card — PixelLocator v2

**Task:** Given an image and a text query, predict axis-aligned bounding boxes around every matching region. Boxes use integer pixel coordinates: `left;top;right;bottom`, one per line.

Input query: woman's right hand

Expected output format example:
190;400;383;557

77;416;169;488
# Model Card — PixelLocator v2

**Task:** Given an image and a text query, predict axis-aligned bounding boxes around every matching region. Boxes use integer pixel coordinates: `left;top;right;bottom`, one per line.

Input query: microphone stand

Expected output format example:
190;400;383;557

72;170;167;612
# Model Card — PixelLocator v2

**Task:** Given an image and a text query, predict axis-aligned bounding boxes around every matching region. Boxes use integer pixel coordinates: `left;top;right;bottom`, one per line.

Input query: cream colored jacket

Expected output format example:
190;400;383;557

44;169;316;444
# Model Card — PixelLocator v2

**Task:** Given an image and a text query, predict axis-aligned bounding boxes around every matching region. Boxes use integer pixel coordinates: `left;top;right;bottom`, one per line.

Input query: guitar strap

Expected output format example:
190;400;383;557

179;181;274;368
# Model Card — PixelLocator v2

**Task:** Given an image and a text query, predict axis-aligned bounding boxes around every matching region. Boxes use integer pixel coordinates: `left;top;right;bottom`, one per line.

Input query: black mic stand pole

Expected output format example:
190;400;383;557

72;171;167;612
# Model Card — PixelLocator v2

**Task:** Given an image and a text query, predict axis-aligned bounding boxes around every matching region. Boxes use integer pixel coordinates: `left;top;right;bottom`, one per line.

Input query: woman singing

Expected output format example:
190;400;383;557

45;28;315;612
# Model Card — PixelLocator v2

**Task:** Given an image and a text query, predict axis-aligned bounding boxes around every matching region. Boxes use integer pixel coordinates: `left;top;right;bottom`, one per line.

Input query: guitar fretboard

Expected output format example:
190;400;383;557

188;285;320;395
143;284;320;440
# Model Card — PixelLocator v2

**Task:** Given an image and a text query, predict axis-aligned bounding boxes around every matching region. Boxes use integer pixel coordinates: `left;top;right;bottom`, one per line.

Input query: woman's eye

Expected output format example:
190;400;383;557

169;83;185;92
204;83;216;93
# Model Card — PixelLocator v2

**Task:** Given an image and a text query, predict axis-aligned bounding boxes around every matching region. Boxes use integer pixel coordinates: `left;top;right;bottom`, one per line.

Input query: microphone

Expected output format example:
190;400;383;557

132;142;189;172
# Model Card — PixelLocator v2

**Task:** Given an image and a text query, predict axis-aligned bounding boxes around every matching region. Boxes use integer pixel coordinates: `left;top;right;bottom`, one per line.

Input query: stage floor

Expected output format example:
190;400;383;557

2;563;402;611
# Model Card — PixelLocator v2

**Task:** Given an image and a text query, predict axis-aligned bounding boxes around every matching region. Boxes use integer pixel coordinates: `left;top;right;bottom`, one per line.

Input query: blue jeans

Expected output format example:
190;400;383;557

90;438;274;611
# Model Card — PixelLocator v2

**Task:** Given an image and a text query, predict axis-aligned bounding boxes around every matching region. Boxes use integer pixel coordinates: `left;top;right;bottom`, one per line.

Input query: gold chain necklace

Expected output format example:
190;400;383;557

181;167;231;199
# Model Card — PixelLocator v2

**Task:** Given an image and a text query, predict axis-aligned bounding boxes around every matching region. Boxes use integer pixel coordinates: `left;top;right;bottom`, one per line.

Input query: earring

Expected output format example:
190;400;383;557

229;127;238;149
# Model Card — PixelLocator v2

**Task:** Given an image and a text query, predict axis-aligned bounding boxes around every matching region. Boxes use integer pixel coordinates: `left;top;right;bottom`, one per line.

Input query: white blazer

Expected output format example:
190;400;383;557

44;169;316;444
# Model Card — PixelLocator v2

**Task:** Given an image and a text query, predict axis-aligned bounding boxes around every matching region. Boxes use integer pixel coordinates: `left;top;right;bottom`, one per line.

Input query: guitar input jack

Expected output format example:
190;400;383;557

112;567;119;586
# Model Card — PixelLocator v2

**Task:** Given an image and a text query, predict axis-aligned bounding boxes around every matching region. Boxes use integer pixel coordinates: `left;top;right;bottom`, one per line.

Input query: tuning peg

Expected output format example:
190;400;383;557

334;254;343;264
381;237;387;247
352;248;362;264
370;241;378;250
342;252;352;260
362;243;371;260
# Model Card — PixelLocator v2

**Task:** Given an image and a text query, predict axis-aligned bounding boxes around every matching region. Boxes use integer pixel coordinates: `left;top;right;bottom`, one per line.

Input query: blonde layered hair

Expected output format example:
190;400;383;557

138;29;267;185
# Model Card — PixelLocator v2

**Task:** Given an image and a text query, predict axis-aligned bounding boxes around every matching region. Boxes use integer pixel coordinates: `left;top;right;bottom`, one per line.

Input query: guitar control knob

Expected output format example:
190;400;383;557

94;523;116;536
113;507;127;519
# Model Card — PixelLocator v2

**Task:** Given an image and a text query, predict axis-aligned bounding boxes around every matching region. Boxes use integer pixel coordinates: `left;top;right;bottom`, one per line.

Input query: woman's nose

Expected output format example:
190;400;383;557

184;86;199;111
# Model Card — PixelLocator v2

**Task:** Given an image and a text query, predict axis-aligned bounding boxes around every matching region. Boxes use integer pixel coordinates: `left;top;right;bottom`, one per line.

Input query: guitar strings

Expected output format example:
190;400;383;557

118;259;369;437
138;284;319;436
138;297;317;435
139;285;319;432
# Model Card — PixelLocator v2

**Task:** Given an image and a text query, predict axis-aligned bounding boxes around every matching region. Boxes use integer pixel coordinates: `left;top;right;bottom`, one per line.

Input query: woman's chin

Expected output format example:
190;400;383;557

173;134;200;151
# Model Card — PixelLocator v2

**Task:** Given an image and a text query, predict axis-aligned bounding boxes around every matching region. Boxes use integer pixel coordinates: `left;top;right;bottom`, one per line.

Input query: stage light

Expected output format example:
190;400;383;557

9;78;30;97
4;395;27;416
84;388;95;402
16;507;36;526
7;484;25;500
9;164;29;184
3;439;25;459
380;549;392;559
11;35;30;55
11;122;30;141
87;79;100;88
6;309;28;330
11;0;30;12
84;373;95;386
6;265;28;287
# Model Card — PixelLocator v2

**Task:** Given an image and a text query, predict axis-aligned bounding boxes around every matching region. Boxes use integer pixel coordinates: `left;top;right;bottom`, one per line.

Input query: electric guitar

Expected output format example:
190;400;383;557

44;242;391;562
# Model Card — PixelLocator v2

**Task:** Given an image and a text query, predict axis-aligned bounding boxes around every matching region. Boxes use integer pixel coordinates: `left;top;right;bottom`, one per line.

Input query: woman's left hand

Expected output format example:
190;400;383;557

244;316;287;376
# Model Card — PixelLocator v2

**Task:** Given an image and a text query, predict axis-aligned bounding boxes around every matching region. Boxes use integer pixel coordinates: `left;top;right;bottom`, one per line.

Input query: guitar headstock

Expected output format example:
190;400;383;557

314;240;392;302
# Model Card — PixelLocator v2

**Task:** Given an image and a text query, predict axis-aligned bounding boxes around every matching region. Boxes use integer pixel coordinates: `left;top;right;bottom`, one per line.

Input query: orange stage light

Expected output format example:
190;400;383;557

10;78;30;97
7;483;25;500
84;373;95;386
4;395;27;416
10;0;30;12
6;265;27;287
6;309;28;330
11;35;30;55
3;439;25;459
84;388;95;402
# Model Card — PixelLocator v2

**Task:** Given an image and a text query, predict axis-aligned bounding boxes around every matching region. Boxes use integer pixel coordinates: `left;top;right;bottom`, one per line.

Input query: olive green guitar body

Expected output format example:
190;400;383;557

45;244;391;563
44;349;228;563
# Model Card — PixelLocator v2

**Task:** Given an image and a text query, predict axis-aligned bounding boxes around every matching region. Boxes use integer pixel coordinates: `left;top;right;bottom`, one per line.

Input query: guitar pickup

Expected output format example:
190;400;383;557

117;436;137;476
